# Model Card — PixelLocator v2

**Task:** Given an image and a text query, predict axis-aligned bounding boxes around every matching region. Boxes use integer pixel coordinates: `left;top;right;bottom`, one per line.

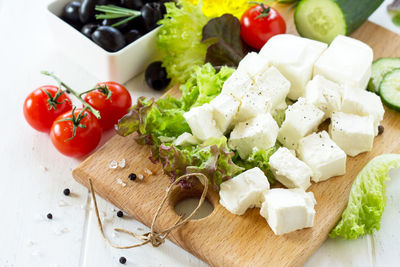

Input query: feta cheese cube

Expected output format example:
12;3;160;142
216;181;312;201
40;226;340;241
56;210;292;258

229;113;279;159
260;188;316;235
209;94;240;133
260;34;327;100
329;112;375;157
341;86;385;135
173;132;200;146
297;131;346;183
269;147;312;190
183;104;222;141
235;88;271;123
254;66;291;112
221;70;253;99
237;52;270;78
219;167;270;215
304;75;342;119
314;35;373;90
278;98;324;149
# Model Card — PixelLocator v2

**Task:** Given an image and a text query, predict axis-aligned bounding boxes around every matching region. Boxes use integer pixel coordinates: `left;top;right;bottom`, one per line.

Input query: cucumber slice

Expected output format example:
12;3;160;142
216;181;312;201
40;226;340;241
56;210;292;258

368;57;400;94
379;68;400;112
295;0;384;43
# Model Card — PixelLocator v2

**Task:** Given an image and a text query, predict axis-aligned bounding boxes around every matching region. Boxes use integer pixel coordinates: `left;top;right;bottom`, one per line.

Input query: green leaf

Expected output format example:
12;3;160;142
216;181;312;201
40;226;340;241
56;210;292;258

234;146;280;184
159;136;244;190
330;154;400;239
157;1;211;84
202;14;250;68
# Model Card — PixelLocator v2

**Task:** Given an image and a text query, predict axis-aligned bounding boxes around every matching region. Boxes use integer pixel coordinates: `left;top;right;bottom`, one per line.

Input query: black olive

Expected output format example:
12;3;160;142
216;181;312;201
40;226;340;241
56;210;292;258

140;3;163;32
128;16;146;33
145;61;170;91
124;29;141;44
81;23;99;38
79;0;108;24
121;0;146;10
62;1;82;27
92;26;126;52
101;18;130;32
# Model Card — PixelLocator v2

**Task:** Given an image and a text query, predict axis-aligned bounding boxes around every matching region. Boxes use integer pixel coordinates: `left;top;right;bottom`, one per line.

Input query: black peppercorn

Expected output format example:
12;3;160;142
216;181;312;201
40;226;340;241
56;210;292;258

117;211;124;218
63;188;71;196
128;173;137;181
119;256;127;264
47;213;53;220
378;125;384;135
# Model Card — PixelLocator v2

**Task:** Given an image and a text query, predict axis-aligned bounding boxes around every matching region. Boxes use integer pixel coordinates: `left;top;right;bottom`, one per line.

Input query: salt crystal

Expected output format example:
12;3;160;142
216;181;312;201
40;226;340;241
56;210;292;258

109;160;118;169
138;174;144;180
144;168;152;175
55;227;69;235
58;200;69;207
118;158;126;168
39;165;48;172
117;178;126;187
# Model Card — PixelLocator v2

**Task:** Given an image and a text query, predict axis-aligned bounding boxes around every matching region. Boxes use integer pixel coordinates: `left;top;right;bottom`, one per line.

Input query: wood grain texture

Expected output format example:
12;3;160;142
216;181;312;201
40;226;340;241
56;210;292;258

72;8;400;267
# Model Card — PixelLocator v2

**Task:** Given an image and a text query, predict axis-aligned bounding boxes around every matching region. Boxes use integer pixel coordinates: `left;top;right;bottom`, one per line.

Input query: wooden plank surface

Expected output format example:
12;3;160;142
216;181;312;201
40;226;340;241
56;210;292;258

72;9;400;267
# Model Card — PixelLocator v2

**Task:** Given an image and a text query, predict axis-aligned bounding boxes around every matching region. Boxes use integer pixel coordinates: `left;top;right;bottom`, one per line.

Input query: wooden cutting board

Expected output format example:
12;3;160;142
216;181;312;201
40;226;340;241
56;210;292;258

72;6;400;267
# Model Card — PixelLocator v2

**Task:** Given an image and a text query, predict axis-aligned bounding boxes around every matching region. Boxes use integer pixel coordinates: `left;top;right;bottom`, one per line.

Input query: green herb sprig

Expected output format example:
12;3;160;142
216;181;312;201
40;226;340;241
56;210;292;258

95;5;141;28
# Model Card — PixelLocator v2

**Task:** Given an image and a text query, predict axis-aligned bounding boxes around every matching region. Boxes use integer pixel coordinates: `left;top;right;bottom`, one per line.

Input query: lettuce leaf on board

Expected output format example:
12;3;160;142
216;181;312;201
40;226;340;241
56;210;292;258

159;137;244;190
330;154;400;239
180;63;235;110
157;1;211;84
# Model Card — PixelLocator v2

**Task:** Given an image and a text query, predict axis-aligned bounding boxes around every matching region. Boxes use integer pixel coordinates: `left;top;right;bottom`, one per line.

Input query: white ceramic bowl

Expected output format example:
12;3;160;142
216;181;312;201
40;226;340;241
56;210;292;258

47;0;160;83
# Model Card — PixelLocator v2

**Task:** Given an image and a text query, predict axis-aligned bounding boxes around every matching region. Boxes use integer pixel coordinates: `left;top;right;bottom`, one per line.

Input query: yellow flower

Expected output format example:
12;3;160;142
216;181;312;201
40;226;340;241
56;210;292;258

186;0;253;19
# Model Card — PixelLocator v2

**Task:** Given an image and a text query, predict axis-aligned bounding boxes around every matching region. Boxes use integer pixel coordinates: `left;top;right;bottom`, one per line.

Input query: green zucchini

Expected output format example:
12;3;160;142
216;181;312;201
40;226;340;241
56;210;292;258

368;57;400;94
294;0;384;43
379;68;400;112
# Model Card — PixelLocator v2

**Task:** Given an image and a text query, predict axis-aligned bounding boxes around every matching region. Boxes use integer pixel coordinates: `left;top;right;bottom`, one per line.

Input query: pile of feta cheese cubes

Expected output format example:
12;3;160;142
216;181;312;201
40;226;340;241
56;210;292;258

180;34;385;235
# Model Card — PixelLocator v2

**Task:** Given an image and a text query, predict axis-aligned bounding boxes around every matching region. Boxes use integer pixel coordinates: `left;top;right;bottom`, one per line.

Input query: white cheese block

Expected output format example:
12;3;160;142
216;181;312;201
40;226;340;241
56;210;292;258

183;104;222;142
173;132;200;146
329;112;375;157
297;131;346;183
219;167;270;215
259;34;327;100
260;188;316;235
235;88;271;123
254;66;291;112
221;70;253;99
269;147;312;190
314;35;373;90
341;86;385;135
237;52;270;79
229;113;279;159
209;94;240;133
278;98;324;149
304;75;342;119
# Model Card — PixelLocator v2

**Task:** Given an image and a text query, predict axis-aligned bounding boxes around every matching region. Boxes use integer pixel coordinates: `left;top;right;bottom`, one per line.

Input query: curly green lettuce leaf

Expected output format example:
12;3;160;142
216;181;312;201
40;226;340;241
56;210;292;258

234;146;279;184
159;136;244;190
116;96;191;161
157;1;211;84
330;154;400;239
180;63;235;110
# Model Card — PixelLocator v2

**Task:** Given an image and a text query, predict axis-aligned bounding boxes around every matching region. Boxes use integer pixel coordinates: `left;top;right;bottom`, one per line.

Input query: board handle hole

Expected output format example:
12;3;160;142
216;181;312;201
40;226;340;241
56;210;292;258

171;186;214;220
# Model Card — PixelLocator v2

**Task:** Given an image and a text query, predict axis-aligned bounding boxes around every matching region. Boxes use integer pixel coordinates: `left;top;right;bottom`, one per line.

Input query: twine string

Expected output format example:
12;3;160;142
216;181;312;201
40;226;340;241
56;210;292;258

88;173;208;249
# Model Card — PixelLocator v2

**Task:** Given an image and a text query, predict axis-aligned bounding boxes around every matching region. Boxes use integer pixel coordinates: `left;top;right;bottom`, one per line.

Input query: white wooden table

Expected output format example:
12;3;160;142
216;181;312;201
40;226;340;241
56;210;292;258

1;0;399;266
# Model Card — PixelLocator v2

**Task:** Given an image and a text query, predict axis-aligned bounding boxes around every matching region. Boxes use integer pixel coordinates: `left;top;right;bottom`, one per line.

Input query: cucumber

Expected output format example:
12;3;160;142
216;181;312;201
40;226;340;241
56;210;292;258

368;57;400;94
379;68;400;112
294;0;384;43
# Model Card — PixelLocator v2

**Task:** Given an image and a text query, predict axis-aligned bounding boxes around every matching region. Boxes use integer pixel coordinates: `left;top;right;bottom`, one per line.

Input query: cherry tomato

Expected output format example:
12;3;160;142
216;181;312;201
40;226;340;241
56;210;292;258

83;81;132;130
50;108;102;158
23;85;73;133
240;3;286;50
